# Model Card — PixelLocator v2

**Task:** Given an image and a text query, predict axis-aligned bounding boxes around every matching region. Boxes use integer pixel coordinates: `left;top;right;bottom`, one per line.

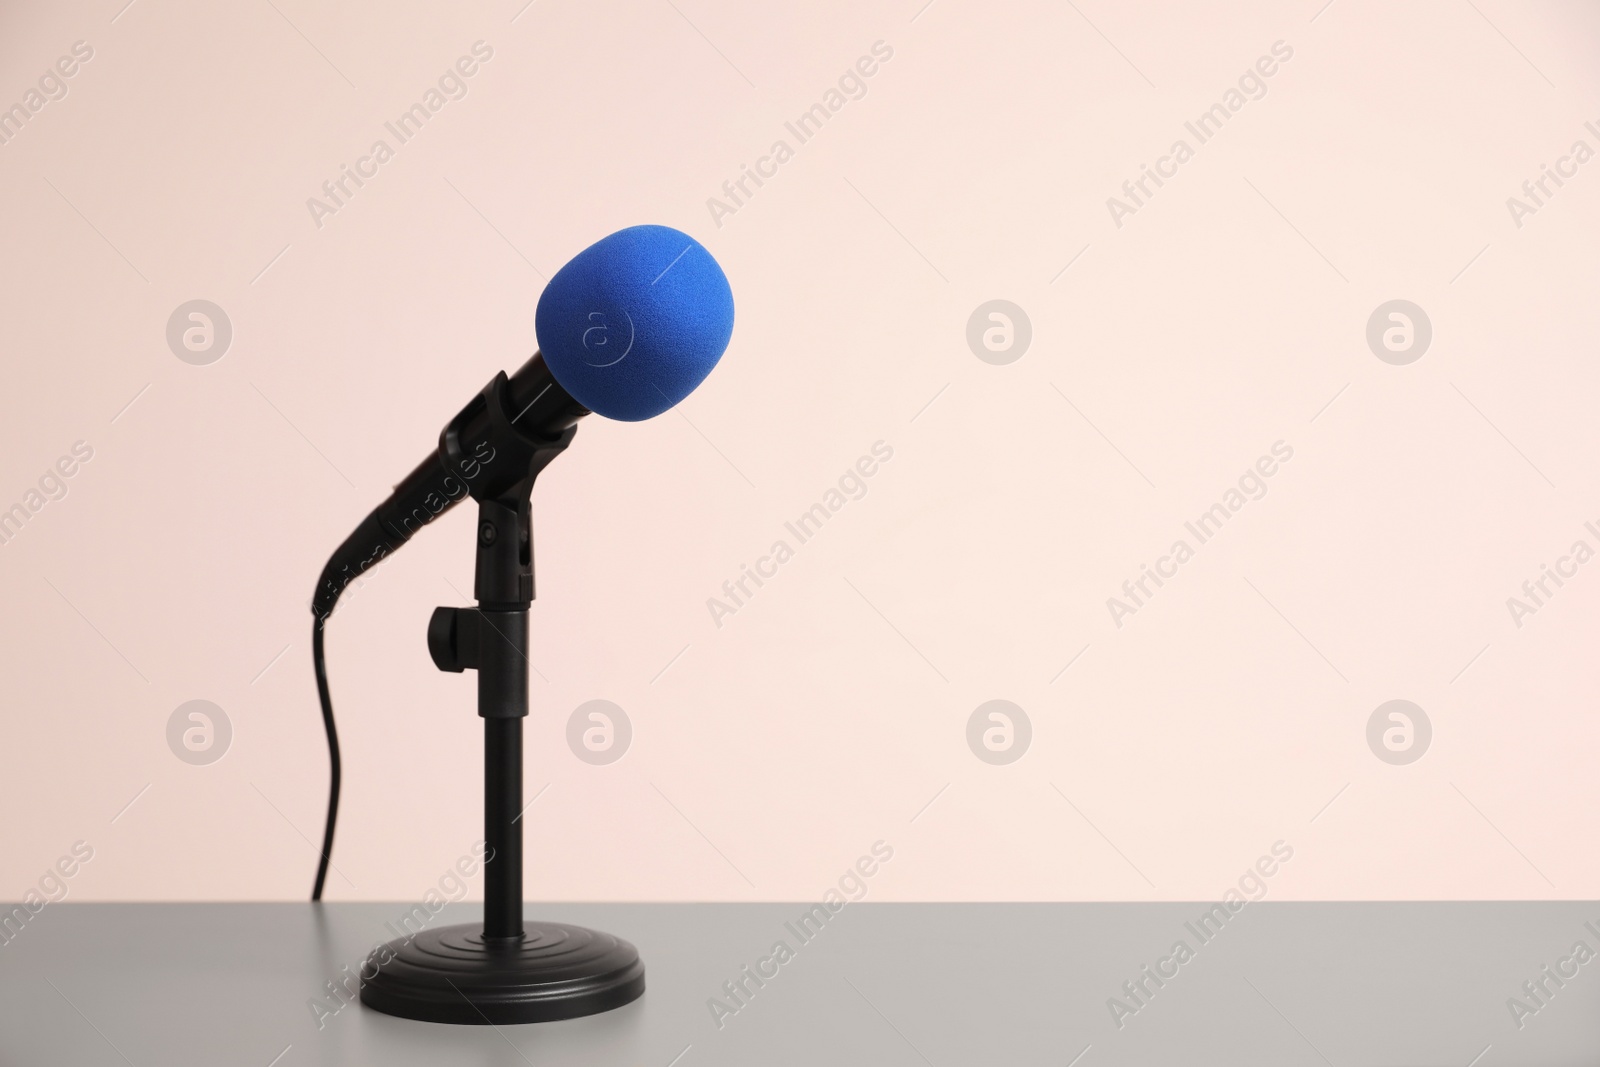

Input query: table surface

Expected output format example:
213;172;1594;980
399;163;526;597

0;902;1595;1065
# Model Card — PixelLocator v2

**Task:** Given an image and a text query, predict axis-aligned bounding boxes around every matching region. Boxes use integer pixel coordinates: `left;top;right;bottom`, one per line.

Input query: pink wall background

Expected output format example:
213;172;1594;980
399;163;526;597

3;0;1599;902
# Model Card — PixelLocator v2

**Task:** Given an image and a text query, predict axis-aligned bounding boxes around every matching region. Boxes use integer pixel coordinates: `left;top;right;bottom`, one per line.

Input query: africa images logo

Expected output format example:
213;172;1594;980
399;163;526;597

581;309;633;367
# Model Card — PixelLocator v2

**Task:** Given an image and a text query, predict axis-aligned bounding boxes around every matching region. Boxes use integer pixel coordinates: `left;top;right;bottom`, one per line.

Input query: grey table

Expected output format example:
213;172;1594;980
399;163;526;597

0;902;1595;1065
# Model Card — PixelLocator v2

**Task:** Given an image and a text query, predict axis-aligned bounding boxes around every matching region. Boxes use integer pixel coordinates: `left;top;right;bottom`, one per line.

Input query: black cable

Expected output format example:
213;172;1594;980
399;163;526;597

311;616;341;901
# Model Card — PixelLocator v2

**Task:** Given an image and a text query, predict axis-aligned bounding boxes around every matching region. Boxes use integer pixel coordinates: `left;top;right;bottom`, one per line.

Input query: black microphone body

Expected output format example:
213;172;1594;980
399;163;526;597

311;352;588;619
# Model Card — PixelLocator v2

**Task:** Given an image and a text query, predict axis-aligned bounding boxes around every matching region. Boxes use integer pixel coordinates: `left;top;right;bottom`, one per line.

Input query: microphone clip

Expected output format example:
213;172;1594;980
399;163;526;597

440;370;575;506
439;370;577;607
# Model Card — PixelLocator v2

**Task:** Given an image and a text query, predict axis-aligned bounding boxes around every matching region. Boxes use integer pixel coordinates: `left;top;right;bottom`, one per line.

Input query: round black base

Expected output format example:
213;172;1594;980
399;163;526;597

359;922;645;1025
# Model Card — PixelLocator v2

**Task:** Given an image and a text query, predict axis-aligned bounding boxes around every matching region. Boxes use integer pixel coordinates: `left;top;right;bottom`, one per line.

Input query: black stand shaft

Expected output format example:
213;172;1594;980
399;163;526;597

470;494;537;942
359;373;644;1025
484;716;522;939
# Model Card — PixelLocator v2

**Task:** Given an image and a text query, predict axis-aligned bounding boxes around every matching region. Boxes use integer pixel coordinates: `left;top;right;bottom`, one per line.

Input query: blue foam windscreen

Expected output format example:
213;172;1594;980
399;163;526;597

535;225;735;422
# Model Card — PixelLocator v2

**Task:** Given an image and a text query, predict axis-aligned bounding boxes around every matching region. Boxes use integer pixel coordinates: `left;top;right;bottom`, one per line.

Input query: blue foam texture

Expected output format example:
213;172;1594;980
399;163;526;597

535;225;735;422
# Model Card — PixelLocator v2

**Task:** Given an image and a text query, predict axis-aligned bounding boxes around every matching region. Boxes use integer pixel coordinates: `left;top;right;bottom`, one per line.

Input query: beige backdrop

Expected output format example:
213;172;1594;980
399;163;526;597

2;0;1598;903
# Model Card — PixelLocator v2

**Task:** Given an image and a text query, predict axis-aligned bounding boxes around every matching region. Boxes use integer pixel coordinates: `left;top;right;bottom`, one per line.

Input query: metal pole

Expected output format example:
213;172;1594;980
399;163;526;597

483;715;523;940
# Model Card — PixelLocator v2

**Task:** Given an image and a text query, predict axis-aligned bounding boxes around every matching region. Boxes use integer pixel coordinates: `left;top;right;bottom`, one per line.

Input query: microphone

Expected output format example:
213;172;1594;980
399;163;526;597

310;224;735;619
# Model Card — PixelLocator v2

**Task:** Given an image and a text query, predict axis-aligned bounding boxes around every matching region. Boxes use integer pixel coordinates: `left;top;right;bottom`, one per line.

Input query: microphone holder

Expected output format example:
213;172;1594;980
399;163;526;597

359;371;644;1025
